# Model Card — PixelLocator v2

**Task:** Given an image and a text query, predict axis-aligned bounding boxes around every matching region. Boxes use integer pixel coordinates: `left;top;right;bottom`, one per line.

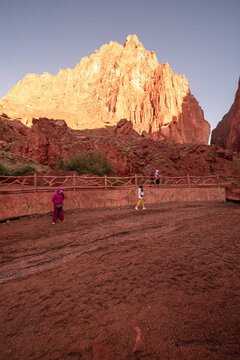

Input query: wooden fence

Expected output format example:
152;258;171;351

0;174;222;193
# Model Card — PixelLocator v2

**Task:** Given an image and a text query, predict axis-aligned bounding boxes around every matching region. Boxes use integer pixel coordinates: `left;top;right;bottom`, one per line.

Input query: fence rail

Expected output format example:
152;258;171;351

0;174;222;193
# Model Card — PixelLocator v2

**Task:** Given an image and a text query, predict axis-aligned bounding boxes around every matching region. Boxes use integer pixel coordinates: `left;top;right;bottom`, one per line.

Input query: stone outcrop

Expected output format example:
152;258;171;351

0;35;210;144
9;118;69;166
211;77;240;151
0;114;28;145
6;117;136;174
1;116;239;179
115;119;139;136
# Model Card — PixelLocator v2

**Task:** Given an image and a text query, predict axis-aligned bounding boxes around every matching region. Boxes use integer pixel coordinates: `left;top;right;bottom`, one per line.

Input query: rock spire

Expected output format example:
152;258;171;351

0;34;210;144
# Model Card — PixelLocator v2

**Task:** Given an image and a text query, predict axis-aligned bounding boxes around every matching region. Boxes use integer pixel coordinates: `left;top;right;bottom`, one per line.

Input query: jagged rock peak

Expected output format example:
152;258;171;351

124;34;143;48
0;34;210;144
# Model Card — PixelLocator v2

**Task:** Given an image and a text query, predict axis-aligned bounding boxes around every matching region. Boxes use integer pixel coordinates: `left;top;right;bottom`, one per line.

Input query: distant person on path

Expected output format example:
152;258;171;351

150;170;155;186
155;169;160;185
135;185;146;210
52;187;65;224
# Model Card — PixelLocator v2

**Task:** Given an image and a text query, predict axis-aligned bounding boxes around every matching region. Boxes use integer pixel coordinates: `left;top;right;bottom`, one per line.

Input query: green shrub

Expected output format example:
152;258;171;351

65;152;112;176
56;159;65;170
11;165;35;176
0;163;9;175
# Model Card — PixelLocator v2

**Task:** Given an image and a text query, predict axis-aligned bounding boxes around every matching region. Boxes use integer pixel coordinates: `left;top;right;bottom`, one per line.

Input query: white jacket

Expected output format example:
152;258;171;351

138;188;144;199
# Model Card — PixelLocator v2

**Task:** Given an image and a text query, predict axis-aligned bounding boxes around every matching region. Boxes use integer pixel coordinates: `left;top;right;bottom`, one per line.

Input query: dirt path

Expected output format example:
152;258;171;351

0;202;240;359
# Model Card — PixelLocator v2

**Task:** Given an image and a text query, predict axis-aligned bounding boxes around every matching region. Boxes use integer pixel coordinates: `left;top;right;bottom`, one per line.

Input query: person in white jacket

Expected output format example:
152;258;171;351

135;185;146;210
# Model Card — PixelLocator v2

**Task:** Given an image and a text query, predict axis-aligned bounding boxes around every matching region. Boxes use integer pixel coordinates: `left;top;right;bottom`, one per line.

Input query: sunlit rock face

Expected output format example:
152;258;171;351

0;34;210;144
211;78;240;151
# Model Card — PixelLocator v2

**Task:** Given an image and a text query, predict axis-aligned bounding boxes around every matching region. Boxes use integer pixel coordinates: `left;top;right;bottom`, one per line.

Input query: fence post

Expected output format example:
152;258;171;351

21;177;24;191
135;174;138;187
34;173;37;192
104;175;107;190
187;173;190;188
73;173;76;191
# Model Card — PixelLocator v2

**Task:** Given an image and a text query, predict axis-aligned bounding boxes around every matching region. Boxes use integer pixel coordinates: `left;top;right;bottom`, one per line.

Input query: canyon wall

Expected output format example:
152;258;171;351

211;78;240;151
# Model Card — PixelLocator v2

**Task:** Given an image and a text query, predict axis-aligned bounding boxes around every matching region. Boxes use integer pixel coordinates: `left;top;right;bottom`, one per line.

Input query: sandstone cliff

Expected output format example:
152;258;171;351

0;35;210;144
211;77;240;152
1;115;238;180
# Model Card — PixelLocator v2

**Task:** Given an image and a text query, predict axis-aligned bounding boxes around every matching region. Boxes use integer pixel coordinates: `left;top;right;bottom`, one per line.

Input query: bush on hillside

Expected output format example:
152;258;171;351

0;163;9;176
11;165;35;176
65;152;113;176
56;159;65;171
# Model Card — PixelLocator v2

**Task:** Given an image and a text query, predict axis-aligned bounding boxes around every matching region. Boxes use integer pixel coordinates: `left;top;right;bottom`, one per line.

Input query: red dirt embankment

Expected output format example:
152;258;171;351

0;202;240;359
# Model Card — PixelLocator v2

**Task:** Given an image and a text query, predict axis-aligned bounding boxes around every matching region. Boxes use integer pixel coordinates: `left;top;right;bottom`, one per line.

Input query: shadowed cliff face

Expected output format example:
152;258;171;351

211;78;240;151
0;34;210;144
1;115;239;180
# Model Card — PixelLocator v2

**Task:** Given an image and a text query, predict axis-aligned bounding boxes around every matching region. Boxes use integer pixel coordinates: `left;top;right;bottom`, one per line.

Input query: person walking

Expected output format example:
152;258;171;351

150;170;155;186
135;185;146;210
52;187;65;224
155;169;160;185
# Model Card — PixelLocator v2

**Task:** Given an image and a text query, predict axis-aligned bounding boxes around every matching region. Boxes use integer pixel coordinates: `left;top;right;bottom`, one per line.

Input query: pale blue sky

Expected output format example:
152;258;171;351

0;0;239;132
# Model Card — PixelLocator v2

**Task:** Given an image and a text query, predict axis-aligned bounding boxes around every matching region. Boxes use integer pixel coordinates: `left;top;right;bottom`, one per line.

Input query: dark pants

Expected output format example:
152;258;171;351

53;205;64;223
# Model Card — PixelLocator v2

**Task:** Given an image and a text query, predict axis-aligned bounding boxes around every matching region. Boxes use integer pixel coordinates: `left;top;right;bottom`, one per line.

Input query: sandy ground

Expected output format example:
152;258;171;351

0;202;240;360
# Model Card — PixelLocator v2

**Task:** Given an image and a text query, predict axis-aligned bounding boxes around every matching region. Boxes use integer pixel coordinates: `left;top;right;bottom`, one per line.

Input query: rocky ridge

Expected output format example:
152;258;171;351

1;115;239;185
0;35;210;144
211;77;240;152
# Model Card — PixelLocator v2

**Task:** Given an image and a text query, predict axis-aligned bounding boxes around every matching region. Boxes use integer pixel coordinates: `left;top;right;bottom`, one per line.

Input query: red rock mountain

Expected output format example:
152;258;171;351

211;77;240;151
0;34;210;144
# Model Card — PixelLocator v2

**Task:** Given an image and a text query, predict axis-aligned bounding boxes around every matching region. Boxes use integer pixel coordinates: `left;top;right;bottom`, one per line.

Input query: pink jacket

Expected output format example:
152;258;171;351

52;187;64;205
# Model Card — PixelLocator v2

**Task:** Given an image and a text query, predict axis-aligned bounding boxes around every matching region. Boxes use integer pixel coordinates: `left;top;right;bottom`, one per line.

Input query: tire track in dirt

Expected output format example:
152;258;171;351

0;221;177;285
0;203;234;285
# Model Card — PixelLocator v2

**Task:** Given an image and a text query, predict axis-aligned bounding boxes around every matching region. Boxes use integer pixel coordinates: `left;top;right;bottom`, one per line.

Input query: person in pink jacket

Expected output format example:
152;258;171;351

52;187;65;224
